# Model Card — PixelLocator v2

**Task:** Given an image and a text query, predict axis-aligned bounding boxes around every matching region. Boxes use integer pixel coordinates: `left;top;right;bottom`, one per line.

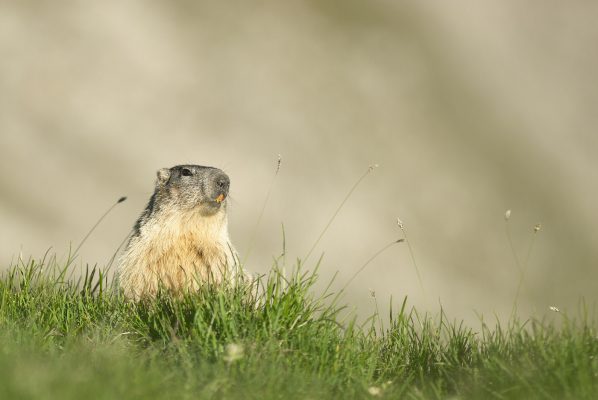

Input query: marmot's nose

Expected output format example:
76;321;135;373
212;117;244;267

215;175;230;192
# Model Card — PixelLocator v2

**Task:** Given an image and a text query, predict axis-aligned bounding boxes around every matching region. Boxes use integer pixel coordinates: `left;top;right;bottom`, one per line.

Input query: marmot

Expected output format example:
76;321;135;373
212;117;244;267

117;164;242;300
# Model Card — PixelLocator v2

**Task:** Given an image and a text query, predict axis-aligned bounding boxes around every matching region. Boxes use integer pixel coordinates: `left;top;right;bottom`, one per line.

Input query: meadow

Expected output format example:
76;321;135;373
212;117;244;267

2;174;598;400
0;252;596;400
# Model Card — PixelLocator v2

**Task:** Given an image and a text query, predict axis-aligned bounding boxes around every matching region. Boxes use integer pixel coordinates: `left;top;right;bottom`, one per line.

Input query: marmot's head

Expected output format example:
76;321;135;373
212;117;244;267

155;165;230;216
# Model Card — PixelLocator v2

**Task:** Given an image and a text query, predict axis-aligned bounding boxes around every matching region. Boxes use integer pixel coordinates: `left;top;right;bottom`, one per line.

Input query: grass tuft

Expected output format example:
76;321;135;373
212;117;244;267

0;256;596;399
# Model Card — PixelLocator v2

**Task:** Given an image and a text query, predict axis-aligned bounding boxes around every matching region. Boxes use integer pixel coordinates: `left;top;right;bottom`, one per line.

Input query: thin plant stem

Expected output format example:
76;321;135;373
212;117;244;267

304;165;377;264
397;219;425;297
342;238;403;292
67;196;127;269
505;221;522;273
105;231;133;273
242;155;282;267
511;225;541;316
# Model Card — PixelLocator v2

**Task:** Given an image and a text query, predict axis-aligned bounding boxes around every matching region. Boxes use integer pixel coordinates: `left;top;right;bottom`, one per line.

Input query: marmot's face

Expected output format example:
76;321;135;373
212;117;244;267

156;165;230;215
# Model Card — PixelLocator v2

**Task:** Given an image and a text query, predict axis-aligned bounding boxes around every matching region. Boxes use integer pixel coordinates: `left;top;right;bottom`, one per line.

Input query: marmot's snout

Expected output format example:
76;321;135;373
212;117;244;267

214;173;230;200
205;170;230;207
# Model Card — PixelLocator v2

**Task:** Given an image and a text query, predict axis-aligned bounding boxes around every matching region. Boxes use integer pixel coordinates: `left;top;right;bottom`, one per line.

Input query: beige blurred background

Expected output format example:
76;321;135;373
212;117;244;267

1;0;597;323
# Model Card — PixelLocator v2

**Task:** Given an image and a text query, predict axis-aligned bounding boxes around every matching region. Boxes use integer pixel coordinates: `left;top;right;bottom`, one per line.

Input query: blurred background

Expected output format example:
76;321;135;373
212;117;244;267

1;0;597;323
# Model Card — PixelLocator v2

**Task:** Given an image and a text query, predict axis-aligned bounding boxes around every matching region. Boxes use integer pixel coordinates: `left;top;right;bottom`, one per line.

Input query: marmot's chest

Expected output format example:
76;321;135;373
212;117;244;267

145;231;228;278
118;210;234;299
154;235;226;269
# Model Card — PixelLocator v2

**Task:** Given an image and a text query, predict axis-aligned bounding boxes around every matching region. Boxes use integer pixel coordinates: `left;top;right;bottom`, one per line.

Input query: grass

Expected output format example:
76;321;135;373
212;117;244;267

1;171;595;399
0;256;596;400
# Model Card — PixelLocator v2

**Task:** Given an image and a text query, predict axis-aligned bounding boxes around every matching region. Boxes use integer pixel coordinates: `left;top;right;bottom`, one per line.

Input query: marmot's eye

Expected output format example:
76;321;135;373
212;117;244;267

181;168;193;177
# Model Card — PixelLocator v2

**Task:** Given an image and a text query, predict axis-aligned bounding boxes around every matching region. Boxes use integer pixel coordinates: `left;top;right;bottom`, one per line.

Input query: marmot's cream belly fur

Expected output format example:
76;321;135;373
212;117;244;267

119;211;238;300
117;165;242;300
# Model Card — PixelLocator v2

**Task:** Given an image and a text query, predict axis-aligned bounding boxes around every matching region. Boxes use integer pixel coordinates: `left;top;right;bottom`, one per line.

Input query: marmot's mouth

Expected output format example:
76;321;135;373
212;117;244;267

215;193;226;203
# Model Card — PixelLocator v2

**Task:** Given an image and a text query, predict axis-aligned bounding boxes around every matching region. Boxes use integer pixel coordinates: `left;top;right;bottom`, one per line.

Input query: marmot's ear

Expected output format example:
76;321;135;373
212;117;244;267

156;168;171;185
